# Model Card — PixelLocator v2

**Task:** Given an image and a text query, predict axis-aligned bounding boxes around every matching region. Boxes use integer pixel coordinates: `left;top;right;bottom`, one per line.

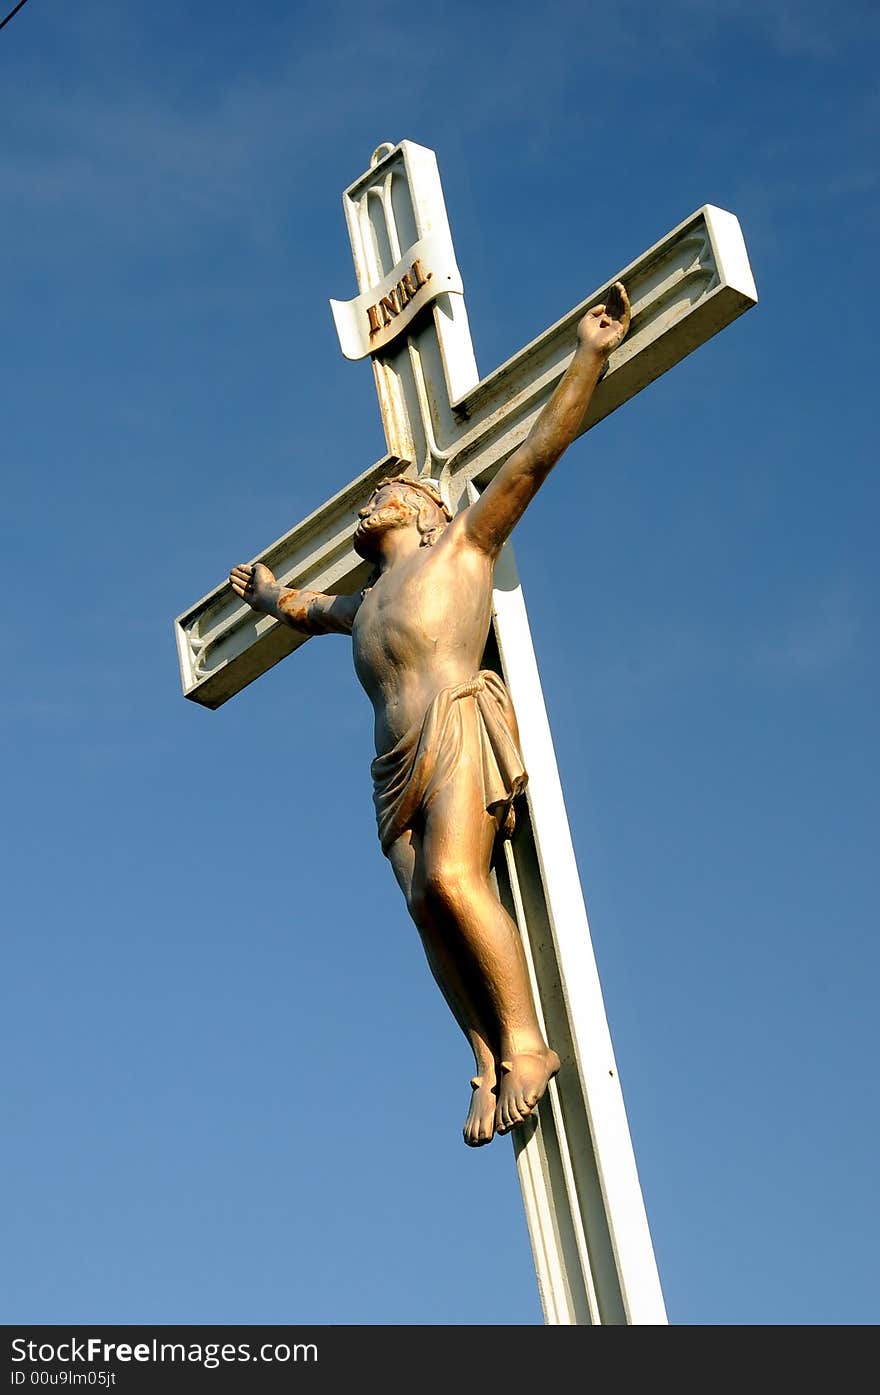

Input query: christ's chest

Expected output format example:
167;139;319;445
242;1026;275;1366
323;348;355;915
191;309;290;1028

352;563;445;677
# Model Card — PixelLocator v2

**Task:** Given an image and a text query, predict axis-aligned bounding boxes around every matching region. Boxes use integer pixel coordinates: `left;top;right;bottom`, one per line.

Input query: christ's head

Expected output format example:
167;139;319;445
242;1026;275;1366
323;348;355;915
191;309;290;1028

353;476;452;559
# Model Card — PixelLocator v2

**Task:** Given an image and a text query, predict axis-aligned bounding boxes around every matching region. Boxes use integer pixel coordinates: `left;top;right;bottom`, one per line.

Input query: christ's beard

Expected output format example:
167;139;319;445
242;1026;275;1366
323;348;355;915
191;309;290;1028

354;506;415;558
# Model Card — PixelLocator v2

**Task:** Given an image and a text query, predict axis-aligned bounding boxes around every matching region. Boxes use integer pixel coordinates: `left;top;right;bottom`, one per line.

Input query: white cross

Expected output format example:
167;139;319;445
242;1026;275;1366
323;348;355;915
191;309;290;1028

175;140;756;1324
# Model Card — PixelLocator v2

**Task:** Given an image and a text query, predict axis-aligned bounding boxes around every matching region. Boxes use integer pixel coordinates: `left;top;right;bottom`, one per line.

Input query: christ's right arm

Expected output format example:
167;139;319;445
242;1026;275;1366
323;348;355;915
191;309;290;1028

229;562;361;636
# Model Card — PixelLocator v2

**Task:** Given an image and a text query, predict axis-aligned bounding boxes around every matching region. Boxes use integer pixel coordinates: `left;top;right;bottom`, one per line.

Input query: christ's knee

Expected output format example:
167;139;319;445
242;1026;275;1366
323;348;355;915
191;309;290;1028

423;861;488;923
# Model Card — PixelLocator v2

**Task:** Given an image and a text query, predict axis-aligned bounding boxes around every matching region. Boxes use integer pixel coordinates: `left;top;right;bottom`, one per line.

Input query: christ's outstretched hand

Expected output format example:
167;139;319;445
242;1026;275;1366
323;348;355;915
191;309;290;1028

229;562;280;615
577;280;631;358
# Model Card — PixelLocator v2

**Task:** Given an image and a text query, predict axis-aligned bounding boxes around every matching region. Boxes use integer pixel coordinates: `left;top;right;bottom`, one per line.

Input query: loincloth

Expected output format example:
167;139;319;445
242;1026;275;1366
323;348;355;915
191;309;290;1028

371;670;528;855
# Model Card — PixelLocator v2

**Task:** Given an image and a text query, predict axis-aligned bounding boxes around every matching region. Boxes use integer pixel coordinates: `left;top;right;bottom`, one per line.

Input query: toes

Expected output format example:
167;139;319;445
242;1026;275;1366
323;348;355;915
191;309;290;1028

494;1054;559;1136
497;1099;523;1134
464;1082;497;1146
463;1114;494;1146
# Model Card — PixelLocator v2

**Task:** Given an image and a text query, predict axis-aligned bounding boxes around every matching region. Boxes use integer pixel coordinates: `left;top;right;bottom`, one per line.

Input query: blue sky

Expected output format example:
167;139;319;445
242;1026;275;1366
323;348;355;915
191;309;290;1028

2;0;877;1325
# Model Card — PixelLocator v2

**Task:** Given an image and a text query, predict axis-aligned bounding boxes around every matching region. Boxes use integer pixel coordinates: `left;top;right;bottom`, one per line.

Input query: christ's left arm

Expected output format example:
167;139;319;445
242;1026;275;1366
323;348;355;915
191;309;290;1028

462;282;630;558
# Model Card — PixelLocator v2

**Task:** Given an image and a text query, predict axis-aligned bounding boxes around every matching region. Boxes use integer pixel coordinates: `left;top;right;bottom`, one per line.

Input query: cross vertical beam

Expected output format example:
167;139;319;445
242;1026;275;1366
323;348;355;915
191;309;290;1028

488;538;665;1322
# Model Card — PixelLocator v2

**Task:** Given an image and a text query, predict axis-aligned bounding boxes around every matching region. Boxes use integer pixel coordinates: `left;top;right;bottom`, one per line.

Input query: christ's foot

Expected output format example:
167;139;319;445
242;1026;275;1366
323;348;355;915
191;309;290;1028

463;1073;497;1147
495;1049;561;1135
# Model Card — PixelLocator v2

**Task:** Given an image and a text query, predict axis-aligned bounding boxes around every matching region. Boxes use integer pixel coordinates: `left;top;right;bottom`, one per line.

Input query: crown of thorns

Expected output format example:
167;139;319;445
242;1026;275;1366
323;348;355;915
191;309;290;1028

372;475;453;521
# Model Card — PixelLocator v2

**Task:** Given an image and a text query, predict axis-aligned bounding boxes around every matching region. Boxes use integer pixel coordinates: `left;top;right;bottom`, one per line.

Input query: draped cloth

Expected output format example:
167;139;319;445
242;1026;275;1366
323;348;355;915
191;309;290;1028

371;669;528;855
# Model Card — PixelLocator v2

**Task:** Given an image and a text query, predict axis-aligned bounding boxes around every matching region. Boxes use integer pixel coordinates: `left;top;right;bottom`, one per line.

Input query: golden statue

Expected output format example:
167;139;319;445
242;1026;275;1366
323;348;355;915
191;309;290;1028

231;285;631;1146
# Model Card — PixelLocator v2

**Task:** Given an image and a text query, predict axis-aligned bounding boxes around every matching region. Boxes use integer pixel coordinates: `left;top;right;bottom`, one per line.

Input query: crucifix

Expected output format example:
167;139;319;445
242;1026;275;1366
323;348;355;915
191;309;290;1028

175;140;757;1324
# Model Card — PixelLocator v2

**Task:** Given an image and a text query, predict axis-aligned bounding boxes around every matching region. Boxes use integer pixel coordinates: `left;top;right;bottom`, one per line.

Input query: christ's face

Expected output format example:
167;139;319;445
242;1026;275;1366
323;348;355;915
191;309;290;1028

354;484;419;556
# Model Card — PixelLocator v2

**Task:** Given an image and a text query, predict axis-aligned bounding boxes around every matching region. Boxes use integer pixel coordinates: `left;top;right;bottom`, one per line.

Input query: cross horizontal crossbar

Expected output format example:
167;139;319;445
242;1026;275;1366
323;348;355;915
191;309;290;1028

176;203;755;708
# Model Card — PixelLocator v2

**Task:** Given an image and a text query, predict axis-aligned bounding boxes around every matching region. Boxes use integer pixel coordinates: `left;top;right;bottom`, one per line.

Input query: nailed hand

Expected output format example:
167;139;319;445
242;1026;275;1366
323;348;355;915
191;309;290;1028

577;281;631;359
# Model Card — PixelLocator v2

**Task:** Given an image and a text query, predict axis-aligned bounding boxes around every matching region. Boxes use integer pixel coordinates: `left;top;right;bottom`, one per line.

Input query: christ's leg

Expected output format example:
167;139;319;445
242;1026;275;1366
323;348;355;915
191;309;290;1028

419;704;559;1136
386;829;500;1146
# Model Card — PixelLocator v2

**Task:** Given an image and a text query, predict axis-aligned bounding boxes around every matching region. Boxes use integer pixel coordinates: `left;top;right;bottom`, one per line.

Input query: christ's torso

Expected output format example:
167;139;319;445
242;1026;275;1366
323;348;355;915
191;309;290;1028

352;524;494;756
